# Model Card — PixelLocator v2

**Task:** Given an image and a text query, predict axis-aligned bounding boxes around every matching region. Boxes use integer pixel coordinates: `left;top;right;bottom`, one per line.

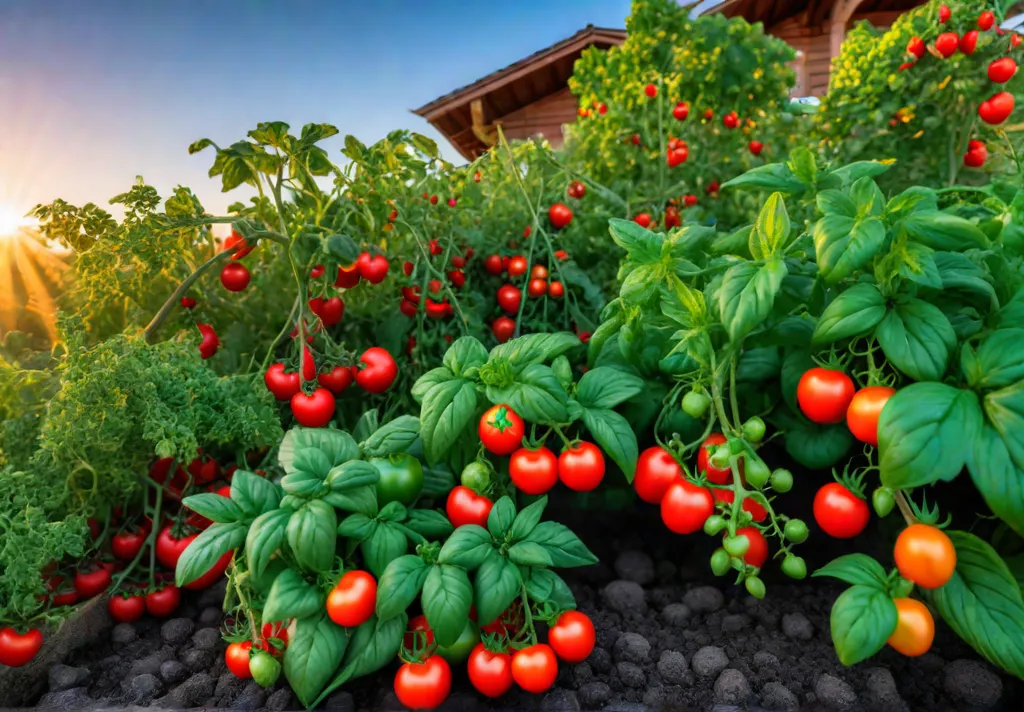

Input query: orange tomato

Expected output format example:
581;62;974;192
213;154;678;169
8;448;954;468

846;386;895;446
894;524;956;589
886;598;934;656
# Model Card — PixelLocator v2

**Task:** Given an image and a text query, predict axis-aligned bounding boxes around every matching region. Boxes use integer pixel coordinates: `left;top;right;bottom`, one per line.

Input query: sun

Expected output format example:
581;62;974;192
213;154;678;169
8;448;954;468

0;204;37;237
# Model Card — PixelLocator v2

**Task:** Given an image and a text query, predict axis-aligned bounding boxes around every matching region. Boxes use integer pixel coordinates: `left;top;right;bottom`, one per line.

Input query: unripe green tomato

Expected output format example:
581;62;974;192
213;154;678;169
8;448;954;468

745;458;771;489
250;649;282;688
728;438;745;455
872;487;895;518
460;462;490;492
723;533;750;558
710;547;731;576
783;519;808;544
703;514;727;536
436;620;480;664
769;468;793;493
709;446;731;470
742;416;766;443
737;509;753;526
781;555;807;580
370;454;424;506
681;390;710;418
745;575;766;599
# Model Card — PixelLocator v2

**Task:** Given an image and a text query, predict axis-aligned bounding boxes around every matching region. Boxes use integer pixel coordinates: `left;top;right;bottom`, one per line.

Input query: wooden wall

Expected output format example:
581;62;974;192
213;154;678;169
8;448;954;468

497;86;578;148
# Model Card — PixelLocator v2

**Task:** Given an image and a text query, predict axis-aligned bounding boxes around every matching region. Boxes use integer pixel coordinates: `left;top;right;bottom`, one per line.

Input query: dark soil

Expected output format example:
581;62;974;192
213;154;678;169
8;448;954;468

29;491;1024;712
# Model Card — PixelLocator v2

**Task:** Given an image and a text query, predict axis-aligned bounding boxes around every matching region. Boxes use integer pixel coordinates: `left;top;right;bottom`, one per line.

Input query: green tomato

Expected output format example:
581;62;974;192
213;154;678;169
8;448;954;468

745;458;771;489
709;446;731;470
249;649;281;688
436;620;480;664
769;468;793;493
728;438;745;455
745;575;766;599
460;462;490;492
783;519;808;544
370;454;424;506
703;514;726;536
710;548;731;576
723;534;750;558
872;487;895;518
681;390;710;418
741;417;765;443
781;555;807;580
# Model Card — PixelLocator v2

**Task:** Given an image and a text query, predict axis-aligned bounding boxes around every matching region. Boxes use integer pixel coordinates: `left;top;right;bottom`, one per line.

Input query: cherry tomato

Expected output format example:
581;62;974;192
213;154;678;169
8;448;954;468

697;433;740;485
507;256;528;277
712;489;767;523
370;454;424;506
661;480;714;534
111;528;148;561
264;363;301;401
478;405;525;455
894;524;956;589
797;368;855;424
548;203;573;229
813;483;869;539
403;614;436;652
446;486;493;528
197;323;219;359
145;585;181;617
355;347;398;394
511;644;558;693
261;621;289;653
319;296;345;326
846;386;895;446
223;230;253;259
548;611;595;663
184;550;233;591
394;655;451;710
558;442;605;492
509;447;559;495
335;263;361;288
497;284;522;314
492;317;516;343
634;446;682;503
73;564;111;600
188;454;221;484
356;252;389;284
180;296;196;309
527;278;547;298
154;526;192;570
108;594;146;623
729;526;769;568
45;574;78;607
546;281;565;299
485;255;504;275
327;571;377;627
467;643;514;698
220;262;251;292
0;628;43;667
291;388;336;428
318;365;354;395
225;641;253;679
887;598;934;656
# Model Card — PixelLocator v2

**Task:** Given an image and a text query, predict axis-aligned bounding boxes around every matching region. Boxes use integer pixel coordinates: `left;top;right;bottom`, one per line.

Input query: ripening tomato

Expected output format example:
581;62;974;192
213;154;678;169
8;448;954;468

894;524;956;589
73;564;112;600
497;284;521;315
548;611;595;663
446;486;493;528
510;447;559;495
264;363;301;401
145;585;181;617
887;598;934;656
511;644;558;693
846;386;895;446
111;528;148;561
327;571;377;628
335;263;361;288
731;526;769;568
394;655;451;710
797;368;856;424
633;447;682;503
548;203;573;229
355;347;398;394
485;255;504;275
225;641;253;679
672;101;689;120
814;483;869;538
220;262;251;292
0;628;43;667
291;388;336;428
318;365;354;395
507;256;528;277
108;593;146;623
633;213;652;228
467;643;514;698
696;433;739;485
558;442;604;492
492;317;516;343
371;454;424;506
661;480;714;534
527;278;547;298
479;405;525;455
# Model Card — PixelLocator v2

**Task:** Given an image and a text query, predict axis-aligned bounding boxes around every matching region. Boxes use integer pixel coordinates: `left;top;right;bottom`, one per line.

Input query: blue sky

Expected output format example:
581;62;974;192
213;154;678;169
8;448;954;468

0;0;640;218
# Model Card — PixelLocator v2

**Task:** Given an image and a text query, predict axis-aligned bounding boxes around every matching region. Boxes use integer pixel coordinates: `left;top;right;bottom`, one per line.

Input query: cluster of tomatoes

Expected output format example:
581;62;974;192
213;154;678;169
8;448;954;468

902;8;1019;137
223;621;290;687
885;523;956;657
483;248;569;345
398;239;471;321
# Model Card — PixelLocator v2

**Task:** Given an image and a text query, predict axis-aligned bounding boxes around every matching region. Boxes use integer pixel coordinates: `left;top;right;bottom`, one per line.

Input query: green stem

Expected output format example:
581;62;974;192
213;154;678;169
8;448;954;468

143;249;234;343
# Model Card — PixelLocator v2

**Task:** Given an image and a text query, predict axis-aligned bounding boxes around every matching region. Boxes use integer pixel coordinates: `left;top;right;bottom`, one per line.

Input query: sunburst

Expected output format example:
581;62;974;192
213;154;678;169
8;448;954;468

0;222;70;343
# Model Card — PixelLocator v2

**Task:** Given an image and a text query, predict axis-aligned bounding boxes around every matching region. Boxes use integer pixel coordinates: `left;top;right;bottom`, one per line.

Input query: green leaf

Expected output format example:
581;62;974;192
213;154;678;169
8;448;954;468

787;147;817;187
422;565;474;647
552;355;574;389
287;500;337;573
175;523;245;587
230;471;281;517
884;186;937;221
360;521;407;579
581;407;638;482
411;133;439;158
969;421;1024;537
411;367;455;404
360;416;420;457
607;218;662;263
525;569;576;610
895;242;942;289
326;461;380;492
486;364;568;423
421;379;478;464
405;510;454;539
319;614;406;705
337;513;375;541
878;383;983;489
875;299;956;382
510;496;547;542
263;568;323;623
849;176;884;217
718;258;788;342
900;211;989;251
322;485;377;516
279;428;360;473
420;464;456;498
750;193;791;259
488;333;580;371
830;160;890;185
813;215;885;284
816;190;856;217
443;337;489;378
325;234;360;263
245;509;290;579
721;162;806;194
376;555;429;623
926;531;1024;678
508;541;553;566
487;497;516;538
934;252;997;305
182;492;244;524
828;586;897;666
811;283;886;347
438;525;493;569
284;614;349;708
774;409;853;470
524;521;597;567
812;554;889;589
575;367;645;410
352;410;380;443
963;330;1024;390
474;551;522;626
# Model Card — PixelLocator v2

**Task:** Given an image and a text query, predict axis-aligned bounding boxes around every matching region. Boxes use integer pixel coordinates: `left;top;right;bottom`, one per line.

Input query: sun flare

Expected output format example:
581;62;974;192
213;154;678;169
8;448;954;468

0;204;37;237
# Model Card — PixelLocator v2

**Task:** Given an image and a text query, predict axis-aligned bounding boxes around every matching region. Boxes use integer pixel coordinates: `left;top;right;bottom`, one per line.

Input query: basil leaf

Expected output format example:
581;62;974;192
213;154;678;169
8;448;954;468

175;522;245;588
283;614;349;707
263;568;323;623
422;564;474;647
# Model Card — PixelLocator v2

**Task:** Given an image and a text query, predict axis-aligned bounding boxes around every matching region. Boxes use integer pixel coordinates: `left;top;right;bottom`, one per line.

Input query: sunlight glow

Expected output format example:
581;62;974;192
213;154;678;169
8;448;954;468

0;204;37;237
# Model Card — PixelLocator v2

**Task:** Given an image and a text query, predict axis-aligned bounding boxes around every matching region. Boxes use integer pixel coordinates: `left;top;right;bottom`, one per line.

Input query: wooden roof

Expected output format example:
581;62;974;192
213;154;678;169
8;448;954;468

412;25;627;160
705;0;923;27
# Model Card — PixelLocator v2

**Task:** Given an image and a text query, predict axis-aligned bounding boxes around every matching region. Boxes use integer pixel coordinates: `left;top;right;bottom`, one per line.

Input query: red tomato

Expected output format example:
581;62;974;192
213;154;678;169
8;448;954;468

989;57;1017;83
633;213;652;228
355;347;398;394
527;278;547;298
907;36;926;58
356;252;389;284
184;550;233;591
748;140;764;155
978;11;995;31
567;180;586;199
548;611;595;663
661;480;715;533
319;297;344;326
264;363;301;401
814;483;870;539
960;30;978;54
46;575;78;607
145;586;181;617
479;405;525;455
223;230;253;259
978;91;1015;125
485;255;504;275
697;433;739;485
188;454;221;484
558;442;605;492
643;83;657;98
220;262;251;292
447;486;493;528
327;571;377;627
403;614;436;652
846;386;895;446
511;644;558;693
448;270;466;288
108;594;146;623
467;643;514;698
731;526;769;568
509;447;559;495
492;317;516;343
935;32;959;57
335;263;361;288
0;628;43;667
672;101;689;120
497;284;522;314
797;368;855;424
111;529;148;561
261;621;290;652
394;655;451;710
548;281;564;299
225;641;253;679
155;526;194;570
318;366;354;395
712;488;767;523
291;388;336;428
73;564;111;600
548;203;573;229
400;299;418;318
939;4;950;23
507;256;528;277
197;323;219;359
887;598;935;656
180;296;196;309
634;447;682;503
722;111;739;129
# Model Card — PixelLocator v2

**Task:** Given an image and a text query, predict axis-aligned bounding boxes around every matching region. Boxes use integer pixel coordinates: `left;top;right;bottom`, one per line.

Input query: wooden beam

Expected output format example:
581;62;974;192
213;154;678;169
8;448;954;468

470;99;498;148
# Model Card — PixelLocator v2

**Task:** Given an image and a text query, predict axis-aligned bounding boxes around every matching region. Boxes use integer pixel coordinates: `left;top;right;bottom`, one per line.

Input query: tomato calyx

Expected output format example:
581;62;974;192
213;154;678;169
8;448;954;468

486;406;516;434
830;460;868;500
